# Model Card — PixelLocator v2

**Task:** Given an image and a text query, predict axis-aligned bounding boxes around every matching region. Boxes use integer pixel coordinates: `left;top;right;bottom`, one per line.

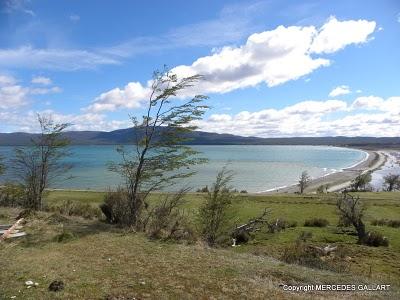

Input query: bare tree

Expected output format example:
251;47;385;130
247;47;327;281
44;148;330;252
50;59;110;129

199;167;234;246
109;68;209;228
12;115;72;210
383;174;400;191
298;171;310;194
350;172;371;191
336;193;366;244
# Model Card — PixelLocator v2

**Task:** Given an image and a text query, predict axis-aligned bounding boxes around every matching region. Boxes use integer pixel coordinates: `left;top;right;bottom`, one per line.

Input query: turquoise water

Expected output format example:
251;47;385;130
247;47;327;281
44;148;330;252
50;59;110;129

0;145;367;192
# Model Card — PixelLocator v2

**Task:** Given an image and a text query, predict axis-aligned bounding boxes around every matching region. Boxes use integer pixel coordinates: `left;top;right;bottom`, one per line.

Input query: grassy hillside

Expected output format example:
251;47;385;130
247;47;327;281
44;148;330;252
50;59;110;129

1;191;399;299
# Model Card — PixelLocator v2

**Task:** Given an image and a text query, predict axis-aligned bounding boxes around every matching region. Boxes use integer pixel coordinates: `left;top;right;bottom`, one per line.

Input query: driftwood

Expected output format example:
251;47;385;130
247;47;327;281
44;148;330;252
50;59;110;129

0;219;25;242
233;208;271;234
232;209;271;245
311;245;338;256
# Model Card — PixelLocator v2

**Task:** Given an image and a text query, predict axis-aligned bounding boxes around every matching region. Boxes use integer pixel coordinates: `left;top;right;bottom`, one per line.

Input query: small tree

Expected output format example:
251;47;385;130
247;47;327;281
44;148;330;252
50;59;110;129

336;193;366;244
298;171;310;194
350;172;371;191
383;174;400;191
199;167;234;246
12;115;72;210
109;68;209;228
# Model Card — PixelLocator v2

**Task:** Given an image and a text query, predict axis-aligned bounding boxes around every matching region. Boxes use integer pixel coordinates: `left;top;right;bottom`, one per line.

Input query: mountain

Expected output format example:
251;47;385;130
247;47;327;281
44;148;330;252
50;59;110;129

0;128;399;147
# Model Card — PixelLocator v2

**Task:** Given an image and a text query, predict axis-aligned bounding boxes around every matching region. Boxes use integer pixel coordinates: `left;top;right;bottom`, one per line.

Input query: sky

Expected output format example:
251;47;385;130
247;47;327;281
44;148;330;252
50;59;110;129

0;0;399;137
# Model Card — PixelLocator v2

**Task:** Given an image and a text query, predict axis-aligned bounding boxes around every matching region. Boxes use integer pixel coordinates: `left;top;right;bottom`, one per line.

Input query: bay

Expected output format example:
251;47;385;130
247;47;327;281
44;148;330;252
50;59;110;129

0;145;367;193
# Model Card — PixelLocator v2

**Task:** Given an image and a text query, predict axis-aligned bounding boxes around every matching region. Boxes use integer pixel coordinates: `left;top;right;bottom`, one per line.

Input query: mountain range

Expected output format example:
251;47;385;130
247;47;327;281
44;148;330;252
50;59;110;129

0;128;399;147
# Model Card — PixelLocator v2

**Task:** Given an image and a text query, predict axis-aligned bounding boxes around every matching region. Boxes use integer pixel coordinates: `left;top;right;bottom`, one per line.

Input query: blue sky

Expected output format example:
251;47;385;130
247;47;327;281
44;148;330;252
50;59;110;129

0;0;399;137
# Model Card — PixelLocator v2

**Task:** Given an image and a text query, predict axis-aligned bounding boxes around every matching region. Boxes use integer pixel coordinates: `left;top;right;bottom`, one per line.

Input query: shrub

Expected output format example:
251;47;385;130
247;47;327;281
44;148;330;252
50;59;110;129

196;186;209;193
371;218;400;228
363;231;389;247
54;228;75;243
304;218;329;227
100;188;131;225
281;241;324;269
145;189;196;242
0;184;25;207
240;190;248;194
199;168;234;246
297;231;313;242
281;232;349;272
49;200;101;219
388;220;400;228
316;184;330;194
268;218;297;233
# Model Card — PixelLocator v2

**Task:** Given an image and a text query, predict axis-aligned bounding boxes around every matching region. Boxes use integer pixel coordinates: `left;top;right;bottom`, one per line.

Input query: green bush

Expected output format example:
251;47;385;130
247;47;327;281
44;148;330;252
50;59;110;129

281;241;324;269
363;231;389;247
268;218;297;233
304;218;329;227
281;232;349;272
0;184;25;207
371;219;400;228
54;228;75;243
100;188;131;225
196;186;209;193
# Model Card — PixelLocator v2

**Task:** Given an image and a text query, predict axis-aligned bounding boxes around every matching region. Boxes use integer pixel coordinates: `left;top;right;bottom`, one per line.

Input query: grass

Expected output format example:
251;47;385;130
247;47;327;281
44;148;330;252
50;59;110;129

1;191;399;299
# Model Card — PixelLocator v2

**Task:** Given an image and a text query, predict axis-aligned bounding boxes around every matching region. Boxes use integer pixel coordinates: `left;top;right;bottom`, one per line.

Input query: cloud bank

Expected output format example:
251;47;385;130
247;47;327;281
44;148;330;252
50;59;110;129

87;16;376;113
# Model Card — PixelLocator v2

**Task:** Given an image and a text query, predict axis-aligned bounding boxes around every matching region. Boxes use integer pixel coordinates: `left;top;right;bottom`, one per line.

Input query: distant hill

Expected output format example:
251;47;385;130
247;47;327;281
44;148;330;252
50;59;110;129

0;128;400;147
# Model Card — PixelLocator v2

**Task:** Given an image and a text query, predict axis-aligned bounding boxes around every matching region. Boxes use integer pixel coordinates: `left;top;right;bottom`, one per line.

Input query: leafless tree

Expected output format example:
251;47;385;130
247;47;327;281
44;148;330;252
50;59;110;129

298;171;310;194
12;115;72;210
336;193;366;244
383;174;400;191
350;172;371;191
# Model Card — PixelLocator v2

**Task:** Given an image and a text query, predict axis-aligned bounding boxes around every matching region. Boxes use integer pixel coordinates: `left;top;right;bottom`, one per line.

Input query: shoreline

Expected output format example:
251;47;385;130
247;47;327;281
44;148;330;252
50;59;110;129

260;148;388;194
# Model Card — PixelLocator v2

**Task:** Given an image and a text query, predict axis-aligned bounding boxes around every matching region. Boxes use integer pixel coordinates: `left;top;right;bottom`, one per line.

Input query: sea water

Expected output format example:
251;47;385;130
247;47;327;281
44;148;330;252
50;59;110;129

0;145;367;192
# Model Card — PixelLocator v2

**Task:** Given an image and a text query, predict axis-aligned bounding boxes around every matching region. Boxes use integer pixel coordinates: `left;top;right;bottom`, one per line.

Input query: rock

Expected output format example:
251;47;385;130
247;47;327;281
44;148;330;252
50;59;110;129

25;281;34;286
48;280;64;292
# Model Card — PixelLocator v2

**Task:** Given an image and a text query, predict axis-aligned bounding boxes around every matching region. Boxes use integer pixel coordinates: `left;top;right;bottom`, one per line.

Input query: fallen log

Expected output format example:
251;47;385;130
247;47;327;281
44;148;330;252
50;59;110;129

0;224;12;230
0;218;25;242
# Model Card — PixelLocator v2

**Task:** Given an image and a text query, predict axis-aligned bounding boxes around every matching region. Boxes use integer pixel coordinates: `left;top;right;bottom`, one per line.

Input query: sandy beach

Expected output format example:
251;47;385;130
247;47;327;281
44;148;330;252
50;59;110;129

262;149;389;194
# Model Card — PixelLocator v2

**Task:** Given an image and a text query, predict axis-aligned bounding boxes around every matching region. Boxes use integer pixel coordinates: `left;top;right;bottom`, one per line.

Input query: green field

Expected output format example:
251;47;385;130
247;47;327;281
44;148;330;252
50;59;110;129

1;191;399;299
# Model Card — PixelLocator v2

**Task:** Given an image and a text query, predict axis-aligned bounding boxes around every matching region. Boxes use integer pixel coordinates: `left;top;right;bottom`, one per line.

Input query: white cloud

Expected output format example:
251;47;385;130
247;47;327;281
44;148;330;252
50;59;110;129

69;14;80;22
3;0;36;16
0;83;28;109
310;16;376;54
30;86;62;95
0;46;119;71
0;74;28;109
0;74;62;110
329;85;351;97
88;17;376;112
0;110;132;133
0;74;17;86
192;96;400;137
351;96;384;110
86;82;150;112
31;76;52;85
352;96;400;113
